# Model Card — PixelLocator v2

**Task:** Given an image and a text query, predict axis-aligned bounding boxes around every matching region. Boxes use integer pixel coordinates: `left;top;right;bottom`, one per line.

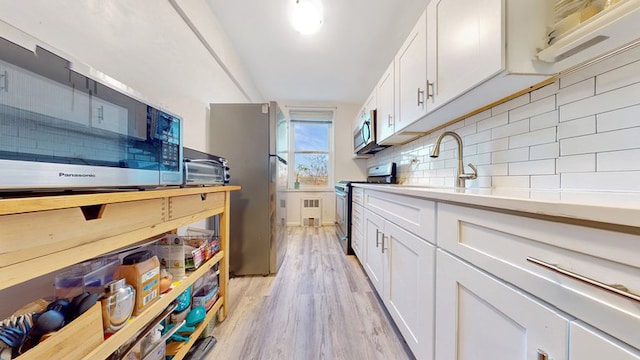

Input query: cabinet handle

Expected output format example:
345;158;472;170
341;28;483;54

417;88;425;106
426;80;434;100
527;257;640;303
537;349;549;360
0;70;7;92
388;114;392;127
381;234;387;254
375;229;381;248
98;106;104;123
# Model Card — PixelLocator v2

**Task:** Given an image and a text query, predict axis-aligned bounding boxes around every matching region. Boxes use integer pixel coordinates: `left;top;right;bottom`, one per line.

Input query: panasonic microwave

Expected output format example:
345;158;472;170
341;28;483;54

0;30;183;190
354;109;389;155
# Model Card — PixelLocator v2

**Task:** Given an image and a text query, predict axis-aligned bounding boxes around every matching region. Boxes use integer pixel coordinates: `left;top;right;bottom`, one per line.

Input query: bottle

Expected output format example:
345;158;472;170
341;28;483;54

115;250;160;316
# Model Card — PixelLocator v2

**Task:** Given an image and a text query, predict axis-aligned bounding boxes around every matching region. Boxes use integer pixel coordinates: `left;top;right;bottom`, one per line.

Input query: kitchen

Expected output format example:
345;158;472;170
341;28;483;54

1;0;640;359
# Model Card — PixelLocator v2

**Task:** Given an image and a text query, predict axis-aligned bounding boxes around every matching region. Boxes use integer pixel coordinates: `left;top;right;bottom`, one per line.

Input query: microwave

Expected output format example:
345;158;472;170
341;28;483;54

0;33;183;190
354;109;388;155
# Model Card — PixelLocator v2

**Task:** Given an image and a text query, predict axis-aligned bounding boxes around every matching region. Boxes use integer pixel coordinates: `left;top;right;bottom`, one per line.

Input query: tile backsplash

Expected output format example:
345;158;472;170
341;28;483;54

370;45;640;192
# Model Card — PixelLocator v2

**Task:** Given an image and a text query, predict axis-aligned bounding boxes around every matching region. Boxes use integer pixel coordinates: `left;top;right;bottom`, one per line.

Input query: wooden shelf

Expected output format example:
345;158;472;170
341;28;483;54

81;251;224;360
1;185;237;359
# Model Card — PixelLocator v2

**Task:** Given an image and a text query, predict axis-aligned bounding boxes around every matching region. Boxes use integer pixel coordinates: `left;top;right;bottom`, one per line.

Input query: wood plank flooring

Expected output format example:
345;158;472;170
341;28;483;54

206;226;414;360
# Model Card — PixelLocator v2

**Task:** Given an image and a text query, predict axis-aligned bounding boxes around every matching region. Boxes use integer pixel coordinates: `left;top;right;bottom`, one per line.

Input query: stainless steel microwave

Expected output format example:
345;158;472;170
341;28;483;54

0;31;182;190
354;109;388;155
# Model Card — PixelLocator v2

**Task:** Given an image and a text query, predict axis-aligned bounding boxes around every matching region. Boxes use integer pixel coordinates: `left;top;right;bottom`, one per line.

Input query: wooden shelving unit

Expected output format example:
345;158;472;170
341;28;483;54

0;185;240;359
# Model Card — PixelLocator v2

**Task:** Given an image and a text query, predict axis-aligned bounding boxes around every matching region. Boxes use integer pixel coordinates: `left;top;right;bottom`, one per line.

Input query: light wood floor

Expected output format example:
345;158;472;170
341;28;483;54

206;226;414;360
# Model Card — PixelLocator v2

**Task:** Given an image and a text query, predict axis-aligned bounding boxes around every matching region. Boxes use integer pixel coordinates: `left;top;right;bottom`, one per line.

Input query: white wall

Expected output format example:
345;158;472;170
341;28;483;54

370;45;640;192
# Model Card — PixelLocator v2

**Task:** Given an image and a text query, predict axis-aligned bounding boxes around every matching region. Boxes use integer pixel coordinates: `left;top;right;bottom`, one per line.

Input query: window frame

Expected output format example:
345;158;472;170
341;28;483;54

288;109;335;190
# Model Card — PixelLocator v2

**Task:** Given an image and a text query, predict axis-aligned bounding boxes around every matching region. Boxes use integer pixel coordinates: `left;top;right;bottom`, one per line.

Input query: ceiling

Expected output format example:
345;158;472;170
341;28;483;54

207;0;429;104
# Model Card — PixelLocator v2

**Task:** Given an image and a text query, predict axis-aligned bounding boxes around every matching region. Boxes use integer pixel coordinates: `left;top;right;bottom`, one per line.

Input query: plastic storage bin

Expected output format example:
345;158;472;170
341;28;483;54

54;256;119;298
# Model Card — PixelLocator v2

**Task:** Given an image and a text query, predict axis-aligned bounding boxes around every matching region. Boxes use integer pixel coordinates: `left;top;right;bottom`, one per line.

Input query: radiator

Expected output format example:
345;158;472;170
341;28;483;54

301;198;321;227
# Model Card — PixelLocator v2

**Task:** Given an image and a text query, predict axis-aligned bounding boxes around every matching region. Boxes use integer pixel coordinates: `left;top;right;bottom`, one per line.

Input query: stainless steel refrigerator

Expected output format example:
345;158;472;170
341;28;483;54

209;102;288;275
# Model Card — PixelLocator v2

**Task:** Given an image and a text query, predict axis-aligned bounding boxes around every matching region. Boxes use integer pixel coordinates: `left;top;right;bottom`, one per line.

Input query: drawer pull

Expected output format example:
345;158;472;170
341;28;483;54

381;234;387;254
527;257;640;303
376;229;381;248
537;349;548;360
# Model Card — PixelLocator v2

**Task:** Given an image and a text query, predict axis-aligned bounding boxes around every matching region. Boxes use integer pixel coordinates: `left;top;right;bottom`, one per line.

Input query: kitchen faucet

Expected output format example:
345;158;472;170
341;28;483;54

430;131;478;188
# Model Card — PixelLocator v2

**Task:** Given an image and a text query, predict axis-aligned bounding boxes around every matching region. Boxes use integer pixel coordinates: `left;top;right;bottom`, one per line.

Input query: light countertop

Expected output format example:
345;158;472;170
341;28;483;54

354;184;640;229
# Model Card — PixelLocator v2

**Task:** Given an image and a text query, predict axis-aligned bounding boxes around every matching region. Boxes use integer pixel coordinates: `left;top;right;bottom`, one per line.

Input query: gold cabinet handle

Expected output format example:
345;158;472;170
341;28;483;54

388;114;392;127
375;229;381;248
527;257;640;302
381;234;387;254
537;349;548;360
417;88;425;106
426;80;434;99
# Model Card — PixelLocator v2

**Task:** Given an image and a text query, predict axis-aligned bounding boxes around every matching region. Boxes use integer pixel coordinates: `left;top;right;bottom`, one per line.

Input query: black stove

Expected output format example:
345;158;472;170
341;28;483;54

335;163;396;254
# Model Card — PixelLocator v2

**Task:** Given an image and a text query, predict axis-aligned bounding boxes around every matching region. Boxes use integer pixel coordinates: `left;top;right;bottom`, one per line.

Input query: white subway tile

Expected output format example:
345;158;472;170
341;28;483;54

530;143;559;160
445;120;466;131
492;147;529;164
477;163;508;176
557;116;596;139
454;123;479;137
463;144;478;156
560;127;640;155
531;81;559;102
557;78;594;106
560;45;640;88
509;96;556;123
597;59;640;94
597;149;640;172
559;82;640;122
436;167;455;177
509;127;557;149
430;159;446;169
492;93;530;116
477;112;508;132
557;154;596;173
531;110;559;131
562;171;640;191
477;138;509;154
464;129;492;145
597;104;640;132
509;159;556;176
468;152;492;166
492;176;530;188
429;177;447;187
492;119;530;140
531;175;560;189
464;109;492;126
471;176;492;189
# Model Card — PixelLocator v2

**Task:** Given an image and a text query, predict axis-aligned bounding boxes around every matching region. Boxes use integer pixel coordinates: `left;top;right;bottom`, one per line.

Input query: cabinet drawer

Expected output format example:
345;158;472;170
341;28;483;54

168;192;225;220
363;189;435;244
438;203;640;350
351;202;364;236
352;187;364;205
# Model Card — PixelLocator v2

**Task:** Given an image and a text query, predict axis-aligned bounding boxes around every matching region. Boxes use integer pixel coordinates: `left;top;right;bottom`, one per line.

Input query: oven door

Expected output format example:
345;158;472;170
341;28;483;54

335;187;349;253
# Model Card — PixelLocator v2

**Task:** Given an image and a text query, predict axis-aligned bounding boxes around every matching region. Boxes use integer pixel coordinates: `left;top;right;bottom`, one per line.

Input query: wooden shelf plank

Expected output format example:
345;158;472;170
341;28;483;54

81;251;224;360
0;185;241;215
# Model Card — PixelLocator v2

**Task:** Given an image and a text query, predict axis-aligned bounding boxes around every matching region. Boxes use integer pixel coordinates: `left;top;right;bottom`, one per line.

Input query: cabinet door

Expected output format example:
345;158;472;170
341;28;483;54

377;60;395;143
385;221;435;360
351;202;364;260
427;0;503;110
363;208;385;295
436;250;568;360
570;321;640;360
395;10;427;132
0;60;90;126
364;88;377;114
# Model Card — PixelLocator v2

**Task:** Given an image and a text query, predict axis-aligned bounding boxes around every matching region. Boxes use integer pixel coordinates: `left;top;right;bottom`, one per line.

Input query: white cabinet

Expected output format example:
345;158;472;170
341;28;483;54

570;321;640;360
408;0;551;134
395;10;428;133
0;59;90;126
362;189;436;360
376;61;395;144
90;96;129;135
351;199;364;259
435;250;569;360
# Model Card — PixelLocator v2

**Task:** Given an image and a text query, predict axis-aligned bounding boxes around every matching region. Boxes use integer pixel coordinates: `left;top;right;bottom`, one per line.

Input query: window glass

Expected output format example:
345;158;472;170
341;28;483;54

290;110;333;188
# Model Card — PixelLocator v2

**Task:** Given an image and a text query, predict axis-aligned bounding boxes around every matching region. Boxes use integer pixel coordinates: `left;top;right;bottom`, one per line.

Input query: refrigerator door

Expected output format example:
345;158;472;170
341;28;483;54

270;104;288;273
209;102;287;275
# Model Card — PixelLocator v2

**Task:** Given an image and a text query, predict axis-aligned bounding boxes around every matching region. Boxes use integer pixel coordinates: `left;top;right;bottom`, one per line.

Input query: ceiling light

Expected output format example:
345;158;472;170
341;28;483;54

290;0;323;35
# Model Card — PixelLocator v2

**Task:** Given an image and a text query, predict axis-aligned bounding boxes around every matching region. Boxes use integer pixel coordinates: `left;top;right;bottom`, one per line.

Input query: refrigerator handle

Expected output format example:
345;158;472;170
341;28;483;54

269;154;287;165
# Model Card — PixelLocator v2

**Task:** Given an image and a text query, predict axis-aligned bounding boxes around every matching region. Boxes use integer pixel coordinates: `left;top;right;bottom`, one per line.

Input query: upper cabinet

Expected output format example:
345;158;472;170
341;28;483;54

377;61;396;144
537;0;640;73
395;11;428;133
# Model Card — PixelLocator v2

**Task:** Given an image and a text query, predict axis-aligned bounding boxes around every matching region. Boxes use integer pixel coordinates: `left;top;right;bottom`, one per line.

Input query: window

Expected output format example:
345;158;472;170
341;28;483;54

289;109;334;188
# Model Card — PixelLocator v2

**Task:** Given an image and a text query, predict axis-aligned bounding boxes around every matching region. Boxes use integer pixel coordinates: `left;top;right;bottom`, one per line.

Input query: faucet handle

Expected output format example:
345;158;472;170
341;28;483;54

460;163;478;180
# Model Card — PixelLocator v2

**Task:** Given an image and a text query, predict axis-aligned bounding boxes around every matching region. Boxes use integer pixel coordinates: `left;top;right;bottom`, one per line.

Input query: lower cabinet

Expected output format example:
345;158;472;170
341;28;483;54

363;207;435;360
570;321;640;360
435;250;569;360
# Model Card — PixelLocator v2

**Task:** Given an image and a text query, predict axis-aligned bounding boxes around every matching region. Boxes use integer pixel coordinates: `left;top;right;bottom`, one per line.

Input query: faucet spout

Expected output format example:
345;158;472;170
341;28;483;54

430;131;477;187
